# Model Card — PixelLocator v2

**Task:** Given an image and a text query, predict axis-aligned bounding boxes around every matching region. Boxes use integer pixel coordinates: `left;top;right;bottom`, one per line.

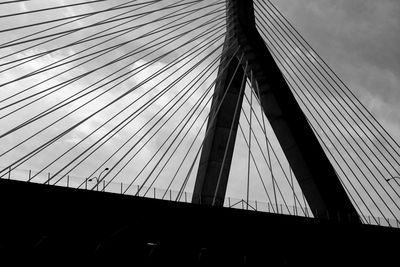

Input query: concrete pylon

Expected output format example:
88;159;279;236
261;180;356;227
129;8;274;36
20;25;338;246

192;0;360;223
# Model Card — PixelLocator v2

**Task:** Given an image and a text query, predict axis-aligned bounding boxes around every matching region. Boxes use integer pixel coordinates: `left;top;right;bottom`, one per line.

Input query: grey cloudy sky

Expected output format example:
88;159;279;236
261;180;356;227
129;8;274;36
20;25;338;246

257;0;400;219
273;0;400;137
0;0;399;220
0;0;226;191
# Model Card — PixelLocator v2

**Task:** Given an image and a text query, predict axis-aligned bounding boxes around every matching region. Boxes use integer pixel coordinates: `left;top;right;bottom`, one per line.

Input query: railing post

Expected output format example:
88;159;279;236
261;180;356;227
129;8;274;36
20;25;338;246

154;187;156;199
67;175;70;188
120;182;123;194
8;167;11;180
28;170;32;182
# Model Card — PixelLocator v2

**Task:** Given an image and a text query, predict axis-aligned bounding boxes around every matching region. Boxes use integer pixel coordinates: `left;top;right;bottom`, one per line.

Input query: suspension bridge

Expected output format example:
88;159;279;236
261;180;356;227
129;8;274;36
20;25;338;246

0;0;399;265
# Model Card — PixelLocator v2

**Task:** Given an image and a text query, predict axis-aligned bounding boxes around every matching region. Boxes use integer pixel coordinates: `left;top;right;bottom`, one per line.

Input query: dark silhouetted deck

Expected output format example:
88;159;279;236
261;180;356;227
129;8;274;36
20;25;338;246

1;179;399;266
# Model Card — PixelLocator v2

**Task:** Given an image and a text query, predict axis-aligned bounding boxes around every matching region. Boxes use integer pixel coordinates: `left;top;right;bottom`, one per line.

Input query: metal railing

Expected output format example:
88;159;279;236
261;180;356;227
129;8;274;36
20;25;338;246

1;166;399;228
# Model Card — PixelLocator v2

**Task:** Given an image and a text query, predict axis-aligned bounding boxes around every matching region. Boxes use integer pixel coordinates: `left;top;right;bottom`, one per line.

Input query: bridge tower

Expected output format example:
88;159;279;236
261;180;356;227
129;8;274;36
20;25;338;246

192;0;360;222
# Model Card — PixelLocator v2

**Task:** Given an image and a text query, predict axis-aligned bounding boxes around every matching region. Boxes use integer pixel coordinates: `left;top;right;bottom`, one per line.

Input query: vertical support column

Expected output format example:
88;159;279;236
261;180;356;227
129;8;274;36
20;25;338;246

192;36;245;206
226;0;359;222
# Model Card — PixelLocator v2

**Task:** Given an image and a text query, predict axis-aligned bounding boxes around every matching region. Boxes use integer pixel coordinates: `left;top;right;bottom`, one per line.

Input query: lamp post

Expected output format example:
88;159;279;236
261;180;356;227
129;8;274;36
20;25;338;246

88;168;109;191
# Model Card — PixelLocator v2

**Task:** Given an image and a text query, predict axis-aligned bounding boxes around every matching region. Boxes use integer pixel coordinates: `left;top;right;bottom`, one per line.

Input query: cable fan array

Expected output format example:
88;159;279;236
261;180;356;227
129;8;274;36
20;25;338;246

254;0;400;224
0;0;399;225
0;0;229;197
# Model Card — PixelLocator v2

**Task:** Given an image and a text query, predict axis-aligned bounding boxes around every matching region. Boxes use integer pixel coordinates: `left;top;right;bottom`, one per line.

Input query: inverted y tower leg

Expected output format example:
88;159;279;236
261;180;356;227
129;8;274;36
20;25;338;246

192;0;360;222
191;38;245;206
233;0;359;221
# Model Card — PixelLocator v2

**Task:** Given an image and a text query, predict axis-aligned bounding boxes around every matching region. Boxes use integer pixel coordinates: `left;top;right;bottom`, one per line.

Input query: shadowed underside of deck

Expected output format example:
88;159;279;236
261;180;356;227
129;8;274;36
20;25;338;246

0;179;399;266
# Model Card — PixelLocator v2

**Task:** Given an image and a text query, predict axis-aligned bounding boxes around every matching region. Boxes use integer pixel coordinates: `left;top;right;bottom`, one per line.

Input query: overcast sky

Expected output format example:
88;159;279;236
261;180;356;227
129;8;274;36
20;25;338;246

258;0;400;219
0;0;227;192
0;0;399;220
272;0;400;138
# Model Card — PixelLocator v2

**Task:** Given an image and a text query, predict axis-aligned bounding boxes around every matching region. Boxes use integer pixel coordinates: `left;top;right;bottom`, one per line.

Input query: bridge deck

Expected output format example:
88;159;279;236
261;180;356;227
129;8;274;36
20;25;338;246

0;179;399;266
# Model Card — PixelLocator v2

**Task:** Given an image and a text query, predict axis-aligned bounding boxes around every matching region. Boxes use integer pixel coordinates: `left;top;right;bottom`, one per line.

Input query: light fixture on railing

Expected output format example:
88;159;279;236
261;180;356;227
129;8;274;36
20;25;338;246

88;168;109;191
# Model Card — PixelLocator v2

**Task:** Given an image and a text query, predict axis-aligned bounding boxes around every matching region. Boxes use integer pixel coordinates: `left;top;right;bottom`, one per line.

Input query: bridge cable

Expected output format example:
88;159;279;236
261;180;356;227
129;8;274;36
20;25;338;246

40;26;226;185
240;95;291;214
42;33;225;187
175;52;244;201
212;60;248;206
263;0;400;164
0;1;223;101
0;0;162;51
255;2;400;208
0;0;109;19
256;7;399;222
257;24;381;222
0;8;225;140
0;1;161;36
0;1;222;76
0;15;225;181
255;1;393;224
82;32;227;189
238;122;276;212
0;3;224;115
241;88;308;215
246;81;253;210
